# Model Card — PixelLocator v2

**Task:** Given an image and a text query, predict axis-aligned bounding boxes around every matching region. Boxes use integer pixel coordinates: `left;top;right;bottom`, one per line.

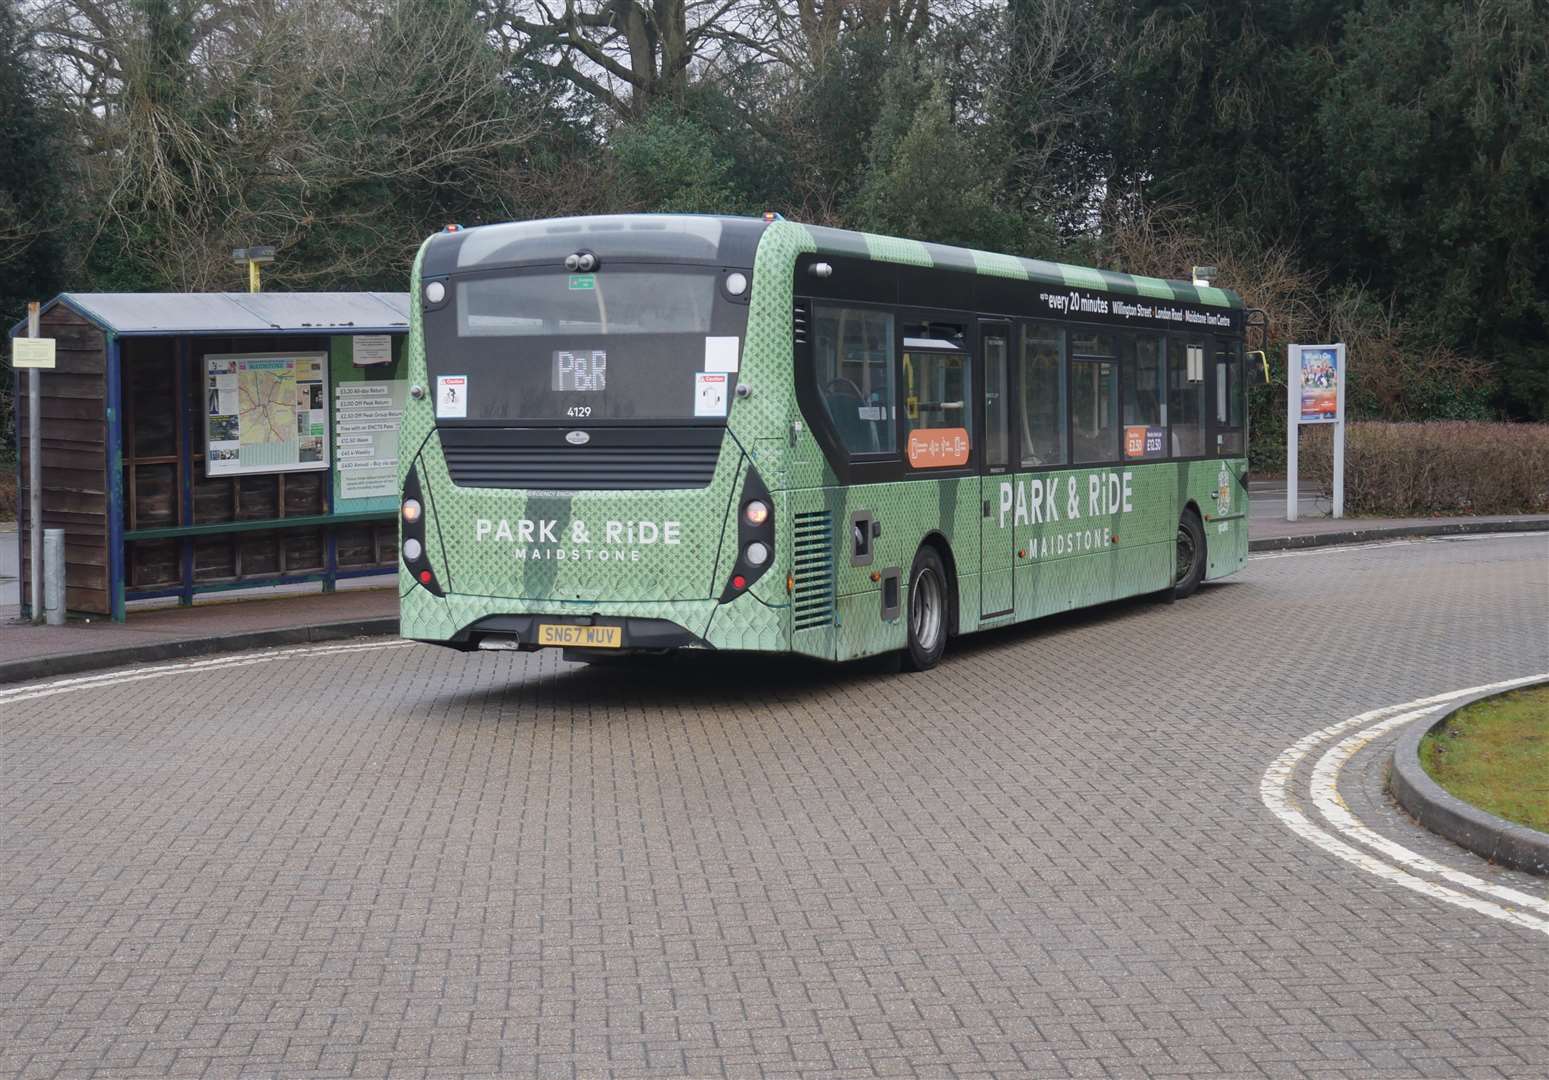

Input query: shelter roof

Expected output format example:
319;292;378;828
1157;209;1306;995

9;292;410;337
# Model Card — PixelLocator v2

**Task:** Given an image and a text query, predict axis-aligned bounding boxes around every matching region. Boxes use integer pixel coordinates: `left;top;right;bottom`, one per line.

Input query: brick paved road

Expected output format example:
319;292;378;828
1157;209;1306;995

2;534;1546;1079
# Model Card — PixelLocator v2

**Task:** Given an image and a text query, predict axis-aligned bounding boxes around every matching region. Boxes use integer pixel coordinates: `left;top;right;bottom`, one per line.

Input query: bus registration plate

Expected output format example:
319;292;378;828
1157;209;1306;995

537;624;622;649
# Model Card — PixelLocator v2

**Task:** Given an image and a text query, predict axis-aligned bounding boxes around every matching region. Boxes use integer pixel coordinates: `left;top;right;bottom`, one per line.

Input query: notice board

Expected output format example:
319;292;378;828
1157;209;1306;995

329;335;407;512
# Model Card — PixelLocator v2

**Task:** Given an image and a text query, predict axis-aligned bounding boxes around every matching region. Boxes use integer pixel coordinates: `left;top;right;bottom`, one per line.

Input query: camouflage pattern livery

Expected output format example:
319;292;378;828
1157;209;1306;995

399;217;1248;662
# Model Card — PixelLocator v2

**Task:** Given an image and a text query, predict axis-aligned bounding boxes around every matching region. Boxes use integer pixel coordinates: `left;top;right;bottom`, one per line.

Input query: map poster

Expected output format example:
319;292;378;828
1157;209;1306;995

335;380;407;500
205;352;330;477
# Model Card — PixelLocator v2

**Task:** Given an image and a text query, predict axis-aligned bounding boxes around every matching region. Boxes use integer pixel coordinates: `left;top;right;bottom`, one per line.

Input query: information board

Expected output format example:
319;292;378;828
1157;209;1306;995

330;333;407;513
205;352;329;477
335;381;407;499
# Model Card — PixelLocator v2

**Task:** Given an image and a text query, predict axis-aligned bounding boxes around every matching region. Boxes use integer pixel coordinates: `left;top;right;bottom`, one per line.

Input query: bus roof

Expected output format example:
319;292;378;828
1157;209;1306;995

422;214;1243;311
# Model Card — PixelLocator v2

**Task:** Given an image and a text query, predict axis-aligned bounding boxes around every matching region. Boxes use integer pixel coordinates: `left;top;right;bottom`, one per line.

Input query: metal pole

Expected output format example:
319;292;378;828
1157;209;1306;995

249;259;260;294
1285;344;1298;523
1333;342;1346;519
27;302;42;625
43;528;65;625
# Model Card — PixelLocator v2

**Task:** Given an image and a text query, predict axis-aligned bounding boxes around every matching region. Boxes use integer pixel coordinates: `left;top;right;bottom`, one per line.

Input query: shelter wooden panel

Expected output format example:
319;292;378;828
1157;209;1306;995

15;307;110;614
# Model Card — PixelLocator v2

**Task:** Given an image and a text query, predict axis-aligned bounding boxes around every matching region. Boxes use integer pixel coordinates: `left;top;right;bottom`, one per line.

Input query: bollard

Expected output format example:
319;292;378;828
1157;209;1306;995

43;528;66;626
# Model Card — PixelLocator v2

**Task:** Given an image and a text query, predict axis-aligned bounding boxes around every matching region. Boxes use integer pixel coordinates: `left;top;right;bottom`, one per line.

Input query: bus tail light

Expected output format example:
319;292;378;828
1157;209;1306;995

718;466;774;603
401;466;444;597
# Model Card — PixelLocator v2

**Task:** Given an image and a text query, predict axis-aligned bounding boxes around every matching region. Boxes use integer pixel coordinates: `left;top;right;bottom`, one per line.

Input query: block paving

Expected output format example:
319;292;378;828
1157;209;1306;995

2;534;1546;1078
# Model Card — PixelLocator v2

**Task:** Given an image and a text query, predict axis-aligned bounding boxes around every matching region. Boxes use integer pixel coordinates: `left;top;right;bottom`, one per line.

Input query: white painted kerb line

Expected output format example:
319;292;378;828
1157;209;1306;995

1261;675;1549;938
1248;531;1547;561
0;639;415;705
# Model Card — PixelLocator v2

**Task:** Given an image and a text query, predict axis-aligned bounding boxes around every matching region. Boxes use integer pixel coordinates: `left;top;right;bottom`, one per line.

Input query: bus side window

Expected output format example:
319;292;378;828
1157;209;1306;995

1215;342;1245;455
1169;338;1205;457
1070;331;1119;465
1019;323;1067;467
1123;336;1165;431
811;305;896;455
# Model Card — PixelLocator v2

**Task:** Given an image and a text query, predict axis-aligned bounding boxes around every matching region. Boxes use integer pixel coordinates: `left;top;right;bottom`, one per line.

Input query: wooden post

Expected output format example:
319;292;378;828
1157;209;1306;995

27;302;42;625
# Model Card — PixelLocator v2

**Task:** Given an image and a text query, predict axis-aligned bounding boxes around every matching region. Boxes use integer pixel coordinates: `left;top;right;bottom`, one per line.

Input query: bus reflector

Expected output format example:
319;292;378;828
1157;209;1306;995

732;575;747;590
419;570;432;584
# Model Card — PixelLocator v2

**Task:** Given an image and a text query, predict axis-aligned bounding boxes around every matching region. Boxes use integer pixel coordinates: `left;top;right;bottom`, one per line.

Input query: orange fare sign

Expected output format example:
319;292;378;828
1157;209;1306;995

906;427;970;468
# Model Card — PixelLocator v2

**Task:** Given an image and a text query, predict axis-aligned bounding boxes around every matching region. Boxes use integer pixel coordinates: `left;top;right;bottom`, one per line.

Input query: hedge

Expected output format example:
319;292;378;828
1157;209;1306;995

1299;421;1549;516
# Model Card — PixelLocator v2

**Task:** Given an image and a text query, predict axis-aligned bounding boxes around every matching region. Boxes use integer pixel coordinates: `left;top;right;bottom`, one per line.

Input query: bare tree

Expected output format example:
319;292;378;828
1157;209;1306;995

25;0;544;289
481;0;781;116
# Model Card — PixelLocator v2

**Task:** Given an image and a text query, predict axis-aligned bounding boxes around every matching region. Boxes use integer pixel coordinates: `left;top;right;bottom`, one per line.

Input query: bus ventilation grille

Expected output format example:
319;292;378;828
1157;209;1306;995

793;303;808;346
439;432;721;490
791;511;835;631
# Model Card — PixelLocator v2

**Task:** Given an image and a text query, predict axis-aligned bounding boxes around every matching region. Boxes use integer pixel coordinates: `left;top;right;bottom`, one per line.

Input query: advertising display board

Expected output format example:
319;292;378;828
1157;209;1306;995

204;352;329;477
1296;345;1342;424
1286;343;1346;520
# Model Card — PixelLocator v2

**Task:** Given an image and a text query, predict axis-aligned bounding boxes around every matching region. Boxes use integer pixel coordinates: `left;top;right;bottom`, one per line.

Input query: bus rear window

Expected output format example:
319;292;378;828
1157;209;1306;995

423;267;747;424
458;272;716;336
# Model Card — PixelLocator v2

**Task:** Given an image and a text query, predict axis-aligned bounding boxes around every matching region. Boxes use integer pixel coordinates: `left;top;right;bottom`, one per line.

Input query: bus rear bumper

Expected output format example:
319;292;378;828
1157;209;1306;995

400;584;792;656
427;613;707;654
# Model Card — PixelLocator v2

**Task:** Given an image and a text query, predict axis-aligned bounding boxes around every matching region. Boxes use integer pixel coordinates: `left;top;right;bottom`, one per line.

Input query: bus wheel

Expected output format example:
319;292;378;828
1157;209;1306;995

1174;510;1206;600
903;546;949;671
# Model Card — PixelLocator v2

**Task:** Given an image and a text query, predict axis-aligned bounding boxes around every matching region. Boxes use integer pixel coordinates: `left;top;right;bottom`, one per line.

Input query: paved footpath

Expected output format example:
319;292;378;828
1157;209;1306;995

1;533;1546;1078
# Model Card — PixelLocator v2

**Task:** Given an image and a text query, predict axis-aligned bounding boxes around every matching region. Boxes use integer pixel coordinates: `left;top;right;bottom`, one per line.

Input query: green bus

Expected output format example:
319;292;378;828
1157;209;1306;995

398;214;1252;670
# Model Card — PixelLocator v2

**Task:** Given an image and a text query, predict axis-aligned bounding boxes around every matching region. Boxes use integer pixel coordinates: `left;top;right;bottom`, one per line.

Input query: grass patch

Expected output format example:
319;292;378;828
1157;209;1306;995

1420;685;1549;833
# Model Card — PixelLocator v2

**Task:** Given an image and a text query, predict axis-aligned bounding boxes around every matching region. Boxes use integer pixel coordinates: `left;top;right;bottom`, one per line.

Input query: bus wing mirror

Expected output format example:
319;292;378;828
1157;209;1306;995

1247;350;1270;385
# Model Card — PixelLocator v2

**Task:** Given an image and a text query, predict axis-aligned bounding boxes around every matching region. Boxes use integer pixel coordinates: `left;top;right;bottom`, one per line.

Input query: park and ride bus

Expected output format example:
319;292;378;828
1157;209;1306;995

398;214;1251;670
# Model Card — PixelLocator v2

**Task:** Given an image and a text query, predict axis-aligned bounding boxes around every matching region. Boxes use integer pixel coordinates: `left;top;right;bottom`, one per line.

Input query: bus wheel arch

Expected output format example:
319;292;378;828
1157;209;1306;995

1174;504;1207;600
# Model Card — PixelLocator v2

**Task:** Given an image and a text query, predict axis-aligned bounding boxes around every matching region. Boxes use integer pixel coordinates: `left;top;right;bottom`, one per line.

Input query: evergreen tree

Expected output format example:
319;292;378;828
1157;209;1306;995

0;0;66;330
1317;0;1549;417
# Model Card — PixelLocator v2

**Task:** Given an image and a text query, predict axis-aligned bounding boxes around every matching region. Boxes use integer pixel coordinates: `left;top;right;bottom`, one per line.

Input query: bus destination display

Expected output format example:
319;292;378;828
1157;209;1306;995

553;349;607;392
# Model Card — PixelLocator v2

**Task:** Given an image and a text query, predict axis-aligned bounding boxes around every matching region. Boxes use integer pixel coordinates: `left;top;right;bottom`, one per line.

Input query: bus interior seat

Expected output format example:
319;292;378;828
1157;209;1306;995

825;391;876;453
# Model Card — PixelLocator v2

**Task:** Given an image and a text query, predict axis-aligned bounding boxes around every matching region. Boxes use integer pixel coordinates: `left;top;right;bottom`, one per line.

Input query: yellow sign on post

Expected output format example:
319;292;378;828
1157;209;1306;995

12;338;56;369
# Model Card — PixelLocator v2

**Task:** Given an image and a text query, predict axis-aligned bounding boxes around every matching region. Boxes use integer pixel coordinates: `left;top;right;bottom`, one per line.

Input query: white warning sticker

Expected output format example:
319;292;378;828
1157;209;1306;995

704;336;740;373
436;375;467;418
694;372;728;417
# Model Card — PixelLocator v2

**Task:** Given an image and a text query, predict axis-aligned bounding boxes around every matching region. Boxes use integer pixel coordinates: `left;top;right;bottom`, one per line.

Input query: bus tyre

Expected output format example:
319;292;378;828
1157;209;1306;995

1174;510;1207;600
903;546;950;672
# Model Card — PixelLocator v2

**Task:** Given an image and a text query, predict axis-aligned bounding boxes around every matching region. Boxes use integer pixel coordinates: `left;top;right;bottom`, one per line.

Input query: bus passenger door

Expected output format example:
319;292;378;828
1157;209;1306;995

979;323;1014;620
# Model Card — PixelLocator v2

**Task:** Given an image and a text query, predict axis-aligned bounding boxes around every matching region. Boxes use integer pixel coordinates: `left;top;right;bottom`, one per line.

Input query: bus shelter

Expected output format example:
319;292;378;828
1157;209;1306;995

9;292;411;621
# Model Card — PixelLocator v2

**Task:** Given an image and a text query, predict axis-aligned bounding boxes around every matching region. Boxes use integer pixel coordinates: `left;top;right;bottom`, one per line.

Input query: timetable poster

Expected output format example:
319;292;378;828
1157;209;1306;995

334;381;407;499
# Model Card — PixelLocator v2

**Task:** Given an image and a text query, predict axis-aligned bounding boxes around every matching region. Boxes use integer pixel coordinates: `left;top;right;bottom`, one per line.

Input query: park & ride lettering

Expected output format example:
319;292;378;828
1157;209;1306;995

998;470;1135;561
475;517;682;563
